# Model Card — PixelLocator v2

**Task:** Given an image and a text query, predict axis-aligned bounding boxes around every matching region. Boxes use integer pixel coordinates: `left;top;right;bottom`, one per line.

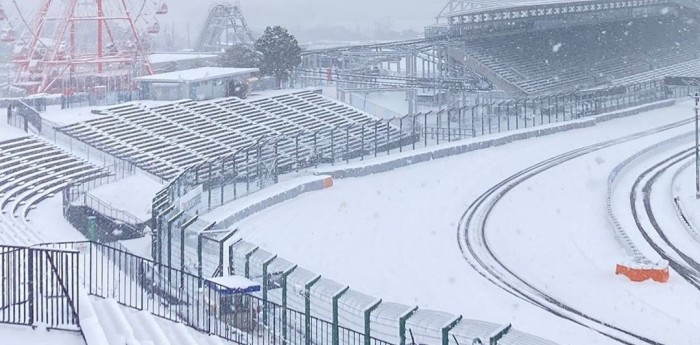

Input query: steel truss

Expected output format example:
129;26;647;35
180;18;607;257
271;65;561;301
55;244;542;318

195;2;255;52
300;38;492;95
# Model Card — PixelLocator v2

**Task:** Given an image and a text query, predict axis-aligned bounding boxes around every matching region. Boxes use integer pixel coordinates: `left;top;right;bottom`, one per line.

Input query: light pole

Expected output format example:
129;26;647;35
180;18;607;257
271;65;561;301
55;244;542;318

695;92;700;199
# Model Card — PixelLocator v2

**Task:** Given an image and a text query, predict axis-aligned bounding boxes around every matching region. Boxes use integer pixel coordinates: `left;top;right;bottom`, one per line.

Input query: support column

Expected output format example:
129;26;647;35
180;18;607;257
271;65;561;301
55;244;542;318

441;316;463;345
364;299;382;345
332;286;351;345
243;246;259;278
305;275;322;345
281;265;298;343
399;307;418;345
262;255;278;326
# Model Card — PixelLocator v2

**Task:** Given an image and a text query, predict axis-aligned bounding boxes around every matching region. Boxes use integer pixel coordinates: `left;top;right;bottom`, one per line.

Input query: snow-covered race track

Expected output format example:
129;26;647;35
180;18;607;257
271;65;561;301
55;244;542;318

233;101;700;345
457;120;694;345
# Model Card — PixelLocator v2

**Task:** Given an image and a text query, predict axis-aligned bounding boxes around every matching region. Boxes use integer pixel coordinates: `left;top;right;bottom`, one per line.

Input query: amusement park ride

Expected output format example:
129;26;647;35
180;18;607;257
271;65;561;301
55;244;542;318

0;0;169;96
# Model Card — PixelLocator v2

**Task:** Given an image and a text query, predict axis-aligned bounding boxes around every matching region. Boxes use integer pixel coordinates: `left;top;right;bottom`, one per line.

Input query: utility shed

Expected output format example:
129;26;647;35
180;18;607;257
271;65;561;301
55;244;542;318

136;67;259;101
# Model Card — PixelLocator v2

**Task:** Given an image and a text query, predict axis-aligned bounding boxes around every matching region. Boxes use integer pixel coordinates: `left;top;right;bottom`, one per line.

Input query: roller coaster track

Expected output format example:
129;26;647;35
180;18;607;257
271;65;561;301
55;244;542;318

457;117;694;344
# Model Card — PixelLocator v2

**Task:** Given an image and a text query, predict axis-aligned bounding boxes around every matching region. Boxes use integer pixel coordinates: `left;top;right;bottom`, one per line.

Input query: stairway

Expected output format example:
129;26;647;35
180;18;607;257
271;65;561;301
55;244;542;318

85;296;234;345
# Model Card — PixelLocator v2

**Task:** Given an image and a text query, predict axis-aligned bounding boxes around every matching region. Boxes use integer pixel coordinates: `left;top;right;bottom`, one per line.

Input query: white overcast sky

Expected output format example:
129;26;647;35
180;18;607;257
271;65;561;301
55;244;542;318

169;0;440;31
15;0;442;32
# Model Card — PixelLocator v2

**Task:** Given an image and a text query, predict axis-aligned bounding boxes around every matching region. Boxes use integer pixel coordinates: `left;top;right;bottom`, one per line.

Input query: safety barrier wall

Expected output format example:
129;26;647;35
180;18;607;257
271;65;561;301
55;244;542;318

213;176;334;231
670;160;700;243
230;240;553;345
606;130;693;258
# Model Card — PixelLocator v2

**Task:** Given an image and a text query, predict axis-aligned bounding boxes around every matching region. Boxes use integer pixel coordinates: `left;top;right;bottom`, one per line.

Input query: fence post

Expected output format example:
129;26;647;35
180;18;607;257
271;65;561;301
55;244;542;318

221;157;226;204
332;286;350;345
386;119;392;155
27;248;34;325
180;215;199;286
304;275;322;345
166;211;184;285
197;235;203;281
423;112;431;147
412;113;420;150
442;316;463;345
244;246;259;278
374;120;380;157
156;205;175;265
281;265;298;343
364;299;382;345
217;227;235;277
207;163;212;210
262;255;278;327
399;306;418;345
358;122;367;160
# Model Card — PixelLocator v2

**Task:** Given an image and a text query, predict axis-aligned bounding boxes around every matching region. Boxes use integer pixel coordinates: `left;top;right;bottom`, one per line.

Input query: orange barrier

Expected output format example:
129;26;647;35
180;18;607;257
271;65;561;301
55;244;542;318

615;260;669;283
323;177;334;189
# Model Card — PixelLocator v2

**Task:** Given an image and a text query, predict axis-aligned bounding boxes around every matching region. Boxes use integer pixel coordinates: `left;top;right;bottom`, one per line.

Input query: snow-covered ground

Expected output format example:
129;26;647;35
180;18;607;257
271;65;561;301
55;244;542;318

0;324;84;345
89;174;164;221
228;101;699;345
0;111;29;140
27;194;87;244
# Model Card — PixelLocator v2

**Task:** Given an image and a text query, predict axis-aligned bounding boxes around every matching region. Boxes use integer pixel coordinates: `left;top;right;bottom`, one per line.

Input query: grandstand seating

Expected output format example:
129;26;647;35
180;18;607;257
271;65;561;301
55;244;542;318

457;17;700;95
613;58;700;85
57;90;404;180
0;136;107;245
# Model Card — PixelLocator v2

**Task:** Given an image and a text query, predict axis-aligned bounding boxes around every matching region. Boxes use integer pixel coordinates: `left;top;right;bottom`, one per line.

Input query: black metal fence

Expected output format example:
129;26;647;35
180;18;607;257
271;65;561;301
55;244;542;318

39;241;393;345
0;244;80;330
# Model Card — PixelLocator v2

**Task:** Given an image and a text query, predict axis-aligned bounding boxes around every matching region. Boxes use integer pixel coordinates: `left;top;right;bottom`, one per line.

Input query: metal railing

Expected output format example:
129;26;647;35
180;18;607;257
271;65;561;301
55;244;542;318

39;241;394;345
0;244;81;330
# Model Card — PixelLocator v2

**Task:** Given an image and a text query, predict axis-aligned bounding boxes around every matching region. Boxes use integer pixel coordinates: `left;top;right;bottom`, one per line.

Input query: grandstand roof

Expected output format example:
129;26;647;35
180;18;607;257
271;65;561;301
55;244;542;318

443;0;618;16
134;67;259;84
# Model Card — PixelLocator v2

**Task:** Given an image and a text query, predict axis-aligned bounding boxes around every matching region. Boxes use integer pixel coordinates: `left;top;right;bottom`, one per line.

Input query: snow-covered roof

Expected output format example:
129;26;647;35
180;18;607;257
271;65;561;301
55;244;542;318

444;0;607;16
135;67;259;83
205;275;261;294
148;53;217;64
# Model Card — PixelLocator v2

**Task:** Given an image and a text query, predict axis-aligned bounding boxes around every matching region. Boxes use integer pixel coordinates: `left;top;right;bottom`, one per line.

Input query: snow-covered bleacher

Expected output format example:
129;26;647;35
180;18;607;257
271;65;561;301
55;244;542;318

613;58;700;86
57;90;404;180
0;136;107;245
458;17;700;95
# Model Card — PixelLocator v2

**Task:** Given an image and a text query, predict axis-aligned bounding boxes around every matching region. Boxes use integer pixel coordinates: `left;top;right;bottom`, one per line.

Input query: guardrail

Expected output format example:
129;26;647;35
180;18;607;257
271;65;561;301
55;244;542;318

606;132;694;258
38;241;394;345
670;159;700;243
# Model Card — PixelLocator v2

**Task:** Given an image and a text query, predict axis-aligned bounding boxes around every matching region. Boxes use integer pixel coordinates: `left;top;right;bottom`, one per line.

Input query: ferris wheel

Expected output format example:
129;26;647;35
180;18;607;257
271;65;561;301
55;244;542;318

0;0;169;95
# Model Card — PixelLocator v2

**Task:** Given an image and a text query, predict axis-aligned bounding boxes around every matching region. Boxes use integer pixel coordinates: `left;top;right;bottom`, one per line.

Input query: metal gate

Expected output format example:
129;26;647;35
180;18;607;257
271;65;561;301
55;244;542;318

0;245;80;329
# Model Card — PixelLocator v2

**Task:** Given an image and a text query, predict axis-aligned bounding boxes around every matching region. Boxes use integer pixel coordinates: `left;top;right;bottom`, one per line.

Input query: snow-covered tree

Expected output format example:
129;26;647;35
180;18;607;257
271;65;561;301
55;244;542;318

254;26;302;88
218;44;263;69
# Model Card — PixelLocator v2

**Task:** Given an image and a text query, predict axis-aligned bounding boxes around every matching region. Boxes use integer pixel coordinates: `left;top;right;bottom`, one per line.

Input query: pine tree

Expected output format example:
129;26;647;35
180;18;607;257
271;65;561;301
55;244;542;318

254;26;302;88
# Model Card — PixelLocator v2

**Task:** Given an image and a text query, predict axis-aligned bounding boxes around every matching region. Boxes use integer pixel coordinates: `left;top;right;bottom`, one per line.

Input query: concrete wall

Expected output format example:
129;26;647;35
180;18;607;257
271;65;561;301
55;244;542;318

214;176;333;230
